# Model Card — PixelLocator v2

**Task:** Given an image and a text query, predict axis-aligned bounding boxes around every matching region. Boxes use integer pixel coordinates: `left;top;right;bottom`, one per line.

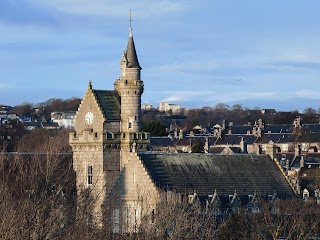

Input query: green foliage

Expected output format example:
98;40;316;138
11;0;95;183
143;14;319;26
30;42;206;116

141;120;167;136
191;138;205;153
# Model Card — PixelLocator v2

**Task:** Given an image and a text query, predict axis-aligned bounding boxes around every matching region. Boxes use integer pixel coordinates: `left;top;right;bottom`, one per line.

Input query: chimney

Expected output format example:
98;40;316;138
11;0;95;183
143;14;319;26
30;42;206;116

240;137;248;154
204;137;210;153
295;144;302;157
222;120;228;130
293;116;302;128
179;129;184;140
266;141;276;159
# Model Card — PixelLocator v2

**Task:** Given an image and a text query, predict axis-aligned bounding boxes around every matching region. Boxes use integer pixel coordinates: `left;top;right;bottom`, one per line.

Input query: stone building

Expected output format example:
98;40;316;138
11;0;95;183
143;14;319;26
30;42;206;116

69;25;151;229
69;25;297;233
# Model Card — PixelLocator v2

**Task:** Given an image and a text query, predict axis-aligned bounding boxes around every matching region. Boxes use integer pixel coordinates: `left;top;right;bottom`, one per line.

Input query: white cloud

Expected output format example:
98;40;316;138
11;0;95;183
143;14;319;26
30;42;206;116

28;0;188;17
295;90;320;99
161;90;215;102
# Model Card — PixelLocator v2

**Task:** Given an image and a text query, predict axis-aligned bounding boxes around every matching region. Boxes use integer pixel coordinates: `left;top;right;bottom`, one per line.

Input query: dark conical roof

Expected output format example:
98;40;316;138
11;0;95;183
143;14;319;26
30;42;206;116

126;29;141;69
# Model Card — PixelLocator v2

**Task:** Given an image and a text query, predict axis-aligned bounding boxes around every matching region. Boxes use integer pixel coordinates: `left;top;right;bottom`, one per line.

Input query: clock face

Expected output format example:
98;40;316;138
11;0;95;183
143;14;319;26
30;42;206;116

85;112;94;125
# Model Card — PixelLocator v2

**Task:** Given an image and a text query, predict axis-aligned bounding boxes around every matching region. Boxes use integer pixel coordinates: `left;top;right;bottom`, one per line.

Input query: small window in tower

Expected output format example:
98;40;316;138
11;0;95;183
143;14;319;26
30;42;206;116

128;122;132;129
152;209;155;223
88;166;93;186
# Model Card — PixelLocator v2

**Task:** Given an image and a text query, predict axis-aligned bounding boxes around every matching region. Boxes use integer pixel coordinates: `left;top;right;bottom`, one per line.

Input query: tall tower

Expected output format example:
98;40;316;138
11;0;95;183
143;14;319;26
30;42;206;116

114;20;149;168
70;14;150;229
115;27;143;132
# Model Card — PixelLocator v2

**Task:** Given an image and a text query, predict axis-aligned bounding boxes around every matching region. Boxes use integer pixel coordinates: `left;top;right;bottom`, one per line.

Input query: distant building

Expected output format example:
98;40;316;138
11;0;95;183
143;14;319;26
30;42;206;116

0;105;13;114
159;102;181;113
51;111;76;129
141;102;154;111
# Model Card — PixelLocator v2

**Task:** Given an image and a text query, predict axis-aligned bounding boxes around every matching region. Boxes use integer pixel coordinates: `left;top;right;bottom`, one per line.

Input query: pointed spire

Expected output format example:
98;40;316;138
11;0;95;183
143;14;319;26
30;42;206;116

125;10;141;69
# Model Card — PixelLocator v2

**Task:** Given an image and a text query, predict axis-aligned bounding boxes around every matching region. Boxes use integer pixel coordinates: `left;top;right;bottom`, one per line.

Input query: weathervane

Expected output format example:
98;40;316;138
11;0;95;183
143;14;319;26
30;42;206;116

129;9;133;36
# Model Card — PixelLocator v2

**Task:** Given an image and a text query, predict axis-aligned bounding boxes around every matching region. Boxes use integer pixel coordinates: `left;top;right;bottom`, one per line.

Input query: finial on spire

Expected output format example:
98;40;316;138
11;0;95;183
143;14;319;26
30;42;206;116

129;9;133;37
88;80;92;89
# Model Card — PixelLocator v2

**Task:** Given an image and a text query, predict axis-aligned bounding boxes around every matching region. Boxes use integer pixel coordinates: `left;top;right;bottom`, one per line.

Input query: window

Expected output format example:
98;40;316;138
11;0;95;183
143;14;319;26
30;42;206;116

152;209;155;223
87;166;93;186
113;209;120;233
128;122;132;129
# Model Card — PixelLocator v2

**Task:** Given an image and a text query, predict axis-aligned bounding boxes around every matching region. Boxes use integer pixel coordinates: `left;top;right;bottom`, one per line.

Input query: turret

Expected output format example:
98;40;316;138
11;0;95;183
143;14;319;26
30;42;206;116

115;26;144;132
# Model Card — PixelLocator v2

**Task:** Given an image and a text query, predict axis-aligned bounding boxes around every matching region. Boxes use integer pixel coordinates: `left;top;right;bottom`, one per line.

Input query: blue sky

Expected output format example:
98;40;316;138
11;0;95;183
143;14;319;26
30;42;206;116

0;0;320;111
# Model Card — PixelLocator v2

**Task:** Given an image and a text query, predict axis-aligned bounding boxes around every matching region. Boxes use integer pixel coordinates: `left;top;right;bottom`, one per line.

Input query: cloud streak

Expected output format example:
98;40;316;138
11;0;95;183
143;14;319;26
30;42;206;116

28;0;188;17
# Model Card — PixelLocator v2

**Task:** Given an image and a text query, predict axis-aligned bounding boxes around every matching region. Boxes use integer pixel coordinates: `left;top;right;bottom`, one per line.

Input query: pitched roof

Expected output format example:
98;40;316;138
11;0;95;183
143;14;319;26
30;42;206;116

257;133;293;144
150;137;178;147
93;90;121;121
229;125;253;134
126;35;141;69
264;124;292;134
216;134;257;145
140;153;295;198
177;136;217;146
303;124;320;133
209;147;225;154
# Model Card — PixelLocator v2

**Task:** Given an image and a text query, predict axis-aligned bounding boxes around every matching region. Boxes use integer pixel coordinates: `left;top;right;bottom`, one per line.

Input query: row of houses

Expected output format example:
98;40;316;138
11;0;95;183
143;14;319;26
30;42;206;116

151;117;320;181
0;111;76;130
155;117;320;154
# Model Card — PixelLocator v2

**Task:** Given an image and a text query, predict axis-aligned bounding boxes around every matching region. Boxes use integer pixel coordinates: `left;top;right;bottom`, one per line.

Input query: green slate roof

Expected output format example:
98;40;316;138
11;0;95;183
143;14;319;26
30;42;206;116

93;90;120;121
140;153;295;198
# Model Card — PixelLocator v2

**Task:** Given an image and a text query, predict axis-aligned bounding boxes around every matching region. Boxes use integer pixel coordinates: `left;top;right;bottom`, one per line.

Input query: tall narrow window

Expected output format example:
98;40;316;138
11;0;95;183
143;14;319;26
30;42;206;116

128;122;132;129
152;209;155;223
113;209;120;233
88;166;93;186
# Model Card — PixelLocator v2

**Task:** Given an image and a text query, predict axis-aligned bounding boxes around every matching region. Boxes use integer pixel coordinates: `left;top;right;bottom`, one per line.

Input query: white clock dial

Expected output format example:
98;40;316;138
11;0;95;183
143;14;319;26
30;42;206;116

85;112;94;125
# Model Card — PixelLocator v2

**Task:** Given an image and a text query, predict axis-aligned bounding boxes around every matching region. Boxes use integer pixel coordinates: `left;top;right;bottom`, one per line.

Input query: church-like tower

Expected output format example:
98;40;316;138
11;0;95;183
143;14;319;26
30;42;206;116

115;27;143;132
69;21;150;228
114;26;149;168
